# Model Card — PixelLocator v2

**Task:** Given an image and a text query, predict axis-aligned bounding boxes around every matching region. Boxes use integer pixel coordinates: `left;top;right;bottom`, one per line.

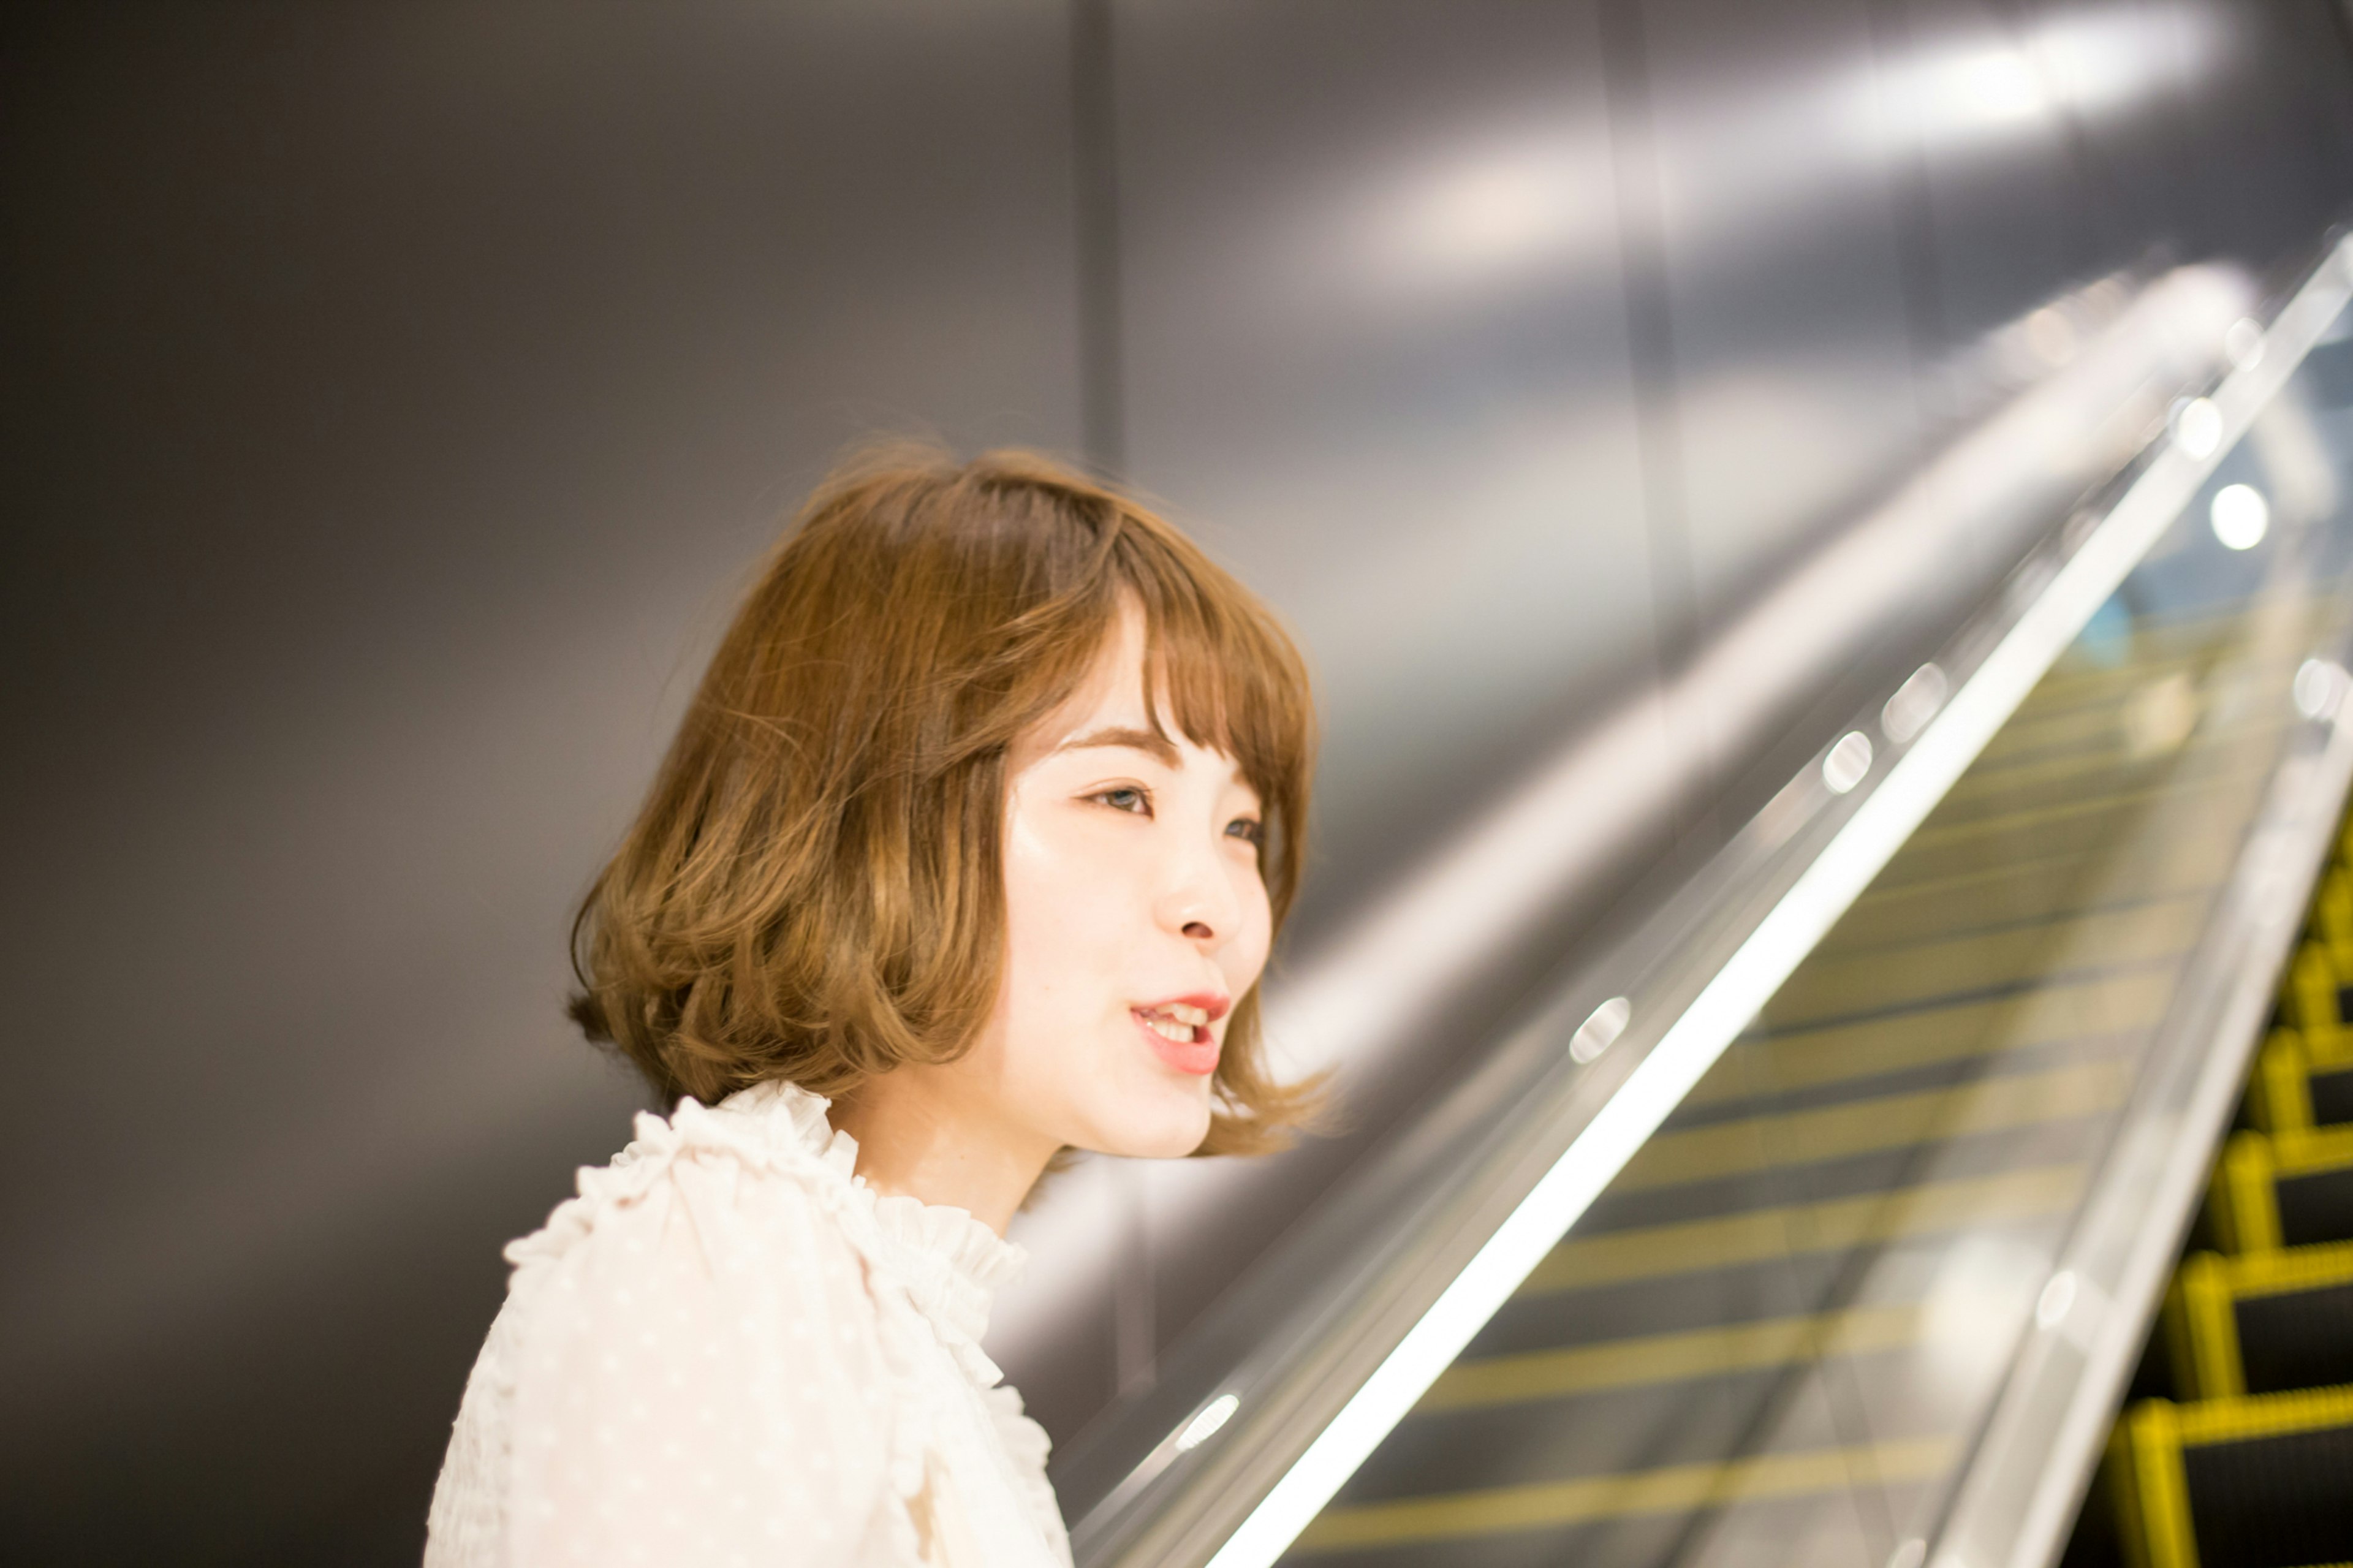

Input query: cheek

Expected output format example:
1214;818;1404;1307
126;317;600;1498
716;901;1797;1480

998;814;1130;1023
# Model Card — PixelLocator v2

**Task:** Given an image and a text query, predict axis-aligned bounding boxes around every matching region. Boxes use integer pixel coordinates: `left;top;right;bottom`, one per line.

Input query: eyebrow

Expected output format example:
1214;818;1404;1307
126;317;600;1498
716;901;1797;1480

1052;725;1183;767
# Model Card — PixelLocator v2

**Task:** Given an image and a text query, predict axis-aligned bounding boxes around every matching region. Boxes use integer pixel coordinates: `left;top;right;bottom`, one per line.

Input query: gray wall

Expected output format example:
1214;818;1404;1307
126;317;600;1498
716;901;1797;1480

2;1;2347;1561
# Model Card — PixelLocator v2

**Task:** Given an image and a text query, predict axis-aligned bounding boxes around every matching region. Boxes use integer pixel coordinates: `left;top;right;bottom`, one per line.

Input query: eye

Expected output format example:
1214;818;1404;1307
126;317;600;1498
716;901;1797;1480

1226;816;1265;846
1090;785;1153;816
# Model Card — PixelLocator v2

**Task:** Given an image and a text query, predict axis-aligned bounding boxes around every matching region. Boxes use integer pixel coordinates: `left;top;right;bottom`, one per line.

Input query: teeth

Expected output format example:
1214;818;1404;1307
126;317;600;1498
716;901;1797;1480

1137;1004;1210;1040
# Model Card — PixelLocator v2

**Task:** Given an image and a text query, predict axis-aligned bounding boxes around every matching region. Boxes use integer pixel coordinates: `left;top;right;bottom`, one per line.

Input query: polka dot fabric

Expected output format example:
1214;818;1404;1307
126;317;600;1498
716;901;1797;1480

424;1083;1072;1568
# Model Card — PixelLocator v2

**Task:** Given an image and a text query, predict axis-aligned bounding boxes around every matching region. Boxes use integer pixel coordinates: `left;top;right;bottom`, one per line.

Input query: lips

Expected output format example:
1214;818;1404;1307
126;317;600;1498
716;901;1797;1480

1132;992;1229;1076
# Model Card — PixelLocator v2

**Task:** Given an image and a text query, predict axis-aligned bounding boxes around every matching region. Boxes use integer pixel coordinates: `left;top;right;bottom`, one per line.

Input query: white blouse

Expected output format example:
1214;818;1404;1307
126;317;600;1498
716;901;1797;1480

424;1081;1072;1568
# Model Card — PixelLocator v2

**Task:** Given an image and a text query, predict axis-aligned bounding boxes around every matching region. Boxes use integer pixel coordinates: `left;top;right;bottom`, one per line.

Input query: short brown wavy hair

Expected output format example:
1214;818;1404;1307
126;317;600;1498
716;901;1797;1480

569;446;1319;1155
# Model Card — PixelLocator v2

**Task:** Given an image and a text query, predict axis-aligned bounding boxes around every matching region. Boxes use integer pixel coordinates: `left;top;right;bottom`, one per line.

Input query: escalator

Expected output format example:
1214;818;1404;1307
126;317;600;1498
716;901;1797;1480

1065;240;2353;1568
1292;602;2302;1568
2081;891;2353;1567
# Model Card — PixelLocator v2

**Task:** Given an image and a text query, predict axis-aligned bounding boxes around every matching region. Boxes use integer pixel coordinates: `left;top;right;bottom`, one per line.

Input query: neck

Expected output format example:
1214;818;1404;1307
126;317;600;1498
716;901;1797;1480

829;1067;1057;1235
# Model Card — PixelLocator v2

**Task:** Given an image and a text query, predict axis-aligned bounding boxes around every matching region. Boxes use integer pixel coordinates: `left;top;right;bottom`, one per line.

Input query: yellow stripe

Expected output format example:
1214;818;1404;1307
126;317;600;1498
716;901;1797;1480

1517;1165;2082;1296
1767;899;2205;1029
1904;779;2194;855
1290;1437;1955;1551
1621;1062;2124;1192
1939;725;2268;808
2174;1384;2353;1446
1687;973;2165;1107
2276;1121;2353;1176
1883;759;2270;893
2221;1238;2353;1300
1419;1304;1923;1412
1824;806;2246;956
1997;641;2215;717
1968;701;2273;781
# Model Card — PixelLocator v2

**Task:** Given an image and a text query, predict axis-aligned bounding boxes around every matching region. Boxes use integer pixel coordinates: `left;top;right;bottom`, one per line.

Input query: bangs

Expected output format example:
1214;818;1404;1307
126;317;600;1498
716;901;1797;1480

963;450;1313;867
1134;555;1317;809
1108;522;1314;853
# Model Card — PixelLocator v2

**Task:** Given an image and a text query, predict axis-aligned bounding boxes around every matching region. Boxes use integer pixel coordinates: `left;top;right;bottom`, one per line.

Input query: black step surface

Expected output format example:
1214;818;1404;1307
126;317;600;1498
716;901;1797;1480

2276;1167;2353;1248
2311;1064;2353;1128
2235;1283;2353;1393
2181;1423;2353;1568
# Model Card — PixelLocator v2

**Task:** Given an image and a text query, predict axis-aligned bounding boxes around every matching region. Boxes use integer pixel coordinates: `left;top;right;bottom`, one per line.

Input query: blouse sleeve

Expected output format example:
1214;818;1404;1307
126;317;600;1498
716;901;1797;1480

501;1137;895;1567
982;1385;1073;1568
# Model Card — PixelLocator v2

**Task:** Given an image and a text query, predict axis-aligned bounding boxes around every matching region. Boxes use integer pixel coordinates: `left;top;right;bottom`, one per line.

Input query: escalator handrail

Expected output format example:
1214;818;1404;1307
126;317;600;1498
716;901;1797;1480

1923;243;2353;1568
1072;237;2353;1568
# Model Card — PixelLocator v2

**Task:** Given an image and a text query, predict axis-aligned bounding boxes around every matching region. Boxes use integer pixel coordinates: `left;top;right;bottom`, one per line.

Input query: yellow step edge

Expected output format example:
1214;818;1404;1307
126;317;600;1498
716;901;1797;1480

2313;865;2353;976
2164;1254;2245;1401
2280;943;2353;1066
2251;1029;2319;1136
1291;1437;1956;1553
2113;1388;2353;1568
1418;1304;1925;1414
2220;1236;2353;1298
2165;1241;2353;1400
2265;1122;2353;1173
2207;1126;2353;1256
2175;1382;2353;1446
2110;1399;2192;1568
1517;1165;2082;1297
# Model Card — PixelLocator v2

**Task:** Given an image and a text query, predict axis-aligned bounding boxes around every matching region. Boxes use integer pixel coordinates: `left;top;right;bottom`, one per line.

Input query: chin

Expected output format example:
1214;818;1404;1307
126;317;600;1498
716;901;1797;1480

1092;1089;1214;1160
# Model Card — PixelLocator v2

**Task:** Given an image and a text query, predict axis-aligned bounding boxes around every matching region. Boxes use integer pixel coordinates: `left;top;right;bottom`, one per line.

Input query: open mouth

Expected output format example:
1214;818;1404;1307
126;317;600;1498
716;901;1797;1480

1135;1001;1211;1044
1132;999;1224;1074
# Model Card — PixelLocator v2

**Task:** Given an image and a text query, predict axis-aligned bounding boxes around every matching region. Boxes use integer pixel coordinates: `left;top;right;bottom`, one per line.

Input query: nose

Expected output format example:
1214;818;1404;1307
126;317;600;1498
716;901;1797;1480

1155;827;1245;949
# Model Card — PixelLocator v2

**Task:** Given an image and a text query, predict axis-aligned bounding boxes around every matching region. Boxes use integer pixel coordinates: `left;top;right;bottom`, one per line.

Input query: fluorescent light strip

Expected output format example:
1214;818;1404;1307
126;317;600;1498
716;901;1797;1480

1198;267;2321;1568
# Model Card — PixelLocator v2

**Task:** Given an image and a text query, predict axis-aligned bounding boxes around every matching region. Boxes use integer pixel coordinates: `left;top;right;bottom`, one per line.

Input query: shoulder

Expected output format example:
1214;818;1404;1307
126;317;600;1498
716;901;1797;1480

503;1083;876;1311
479;1088;919;1565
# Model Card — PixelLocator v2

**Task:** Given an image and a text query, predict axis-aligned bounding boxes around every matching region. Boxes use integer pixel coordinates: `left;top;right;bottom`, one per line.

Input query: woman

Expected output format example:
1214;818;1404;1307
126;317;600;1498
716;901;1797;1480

425;448;1320;1567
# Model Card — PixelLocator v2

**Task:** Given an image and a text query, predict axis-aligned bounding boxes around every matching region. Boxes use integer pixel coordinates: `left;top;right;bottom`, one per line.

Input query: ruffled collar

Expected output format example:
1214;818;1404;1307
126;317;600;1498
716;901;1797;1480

711;1079;1028;1357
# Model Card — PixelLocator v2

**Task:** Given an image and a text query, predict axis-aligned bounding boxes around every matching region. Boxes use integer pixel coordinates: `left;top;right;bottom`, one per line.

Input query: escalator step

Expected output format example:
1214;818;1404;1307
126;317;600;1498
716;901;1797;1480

2166;1244;2353;1398
2288;944;2347;1039
2180;1420;2353;1568
2311;866;2353;975
2278;1165;2353;1248
2237;1281;2353;1394
2313;1066;2353;1129
2111;1388;2353;1568
2211;1129;2353;1252
2253;1032;2316;1137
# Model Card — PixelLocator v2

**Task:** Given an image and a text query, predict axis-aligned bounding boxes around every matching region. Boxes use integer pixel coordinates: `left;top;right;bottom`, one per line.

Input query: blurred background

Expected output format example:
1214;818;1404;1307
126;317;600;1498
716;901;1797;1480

4;2;2351;1562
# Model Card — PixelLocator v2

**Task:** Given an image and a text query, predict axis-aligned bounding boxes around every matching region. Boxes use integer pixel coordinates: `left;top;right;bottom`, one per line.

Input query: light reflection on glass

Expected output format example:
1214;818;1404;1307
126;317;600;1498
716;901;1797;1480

1176;1393;1241;1453
2174;396;2223;459
1822;730;1874;794
2210;482;2270;550
1919;1235;2051;1405
1569;996;1631;1065
2294;657;2347;721
2226;317;2265;371
1882;663;1951;744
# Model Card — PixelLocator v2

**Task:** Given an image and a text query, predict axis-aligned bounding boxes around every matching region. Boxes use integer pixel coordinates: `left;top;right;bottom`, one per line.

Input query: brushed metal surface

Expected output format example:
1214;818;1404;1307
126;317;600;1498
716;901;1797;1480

0;3;1083;1559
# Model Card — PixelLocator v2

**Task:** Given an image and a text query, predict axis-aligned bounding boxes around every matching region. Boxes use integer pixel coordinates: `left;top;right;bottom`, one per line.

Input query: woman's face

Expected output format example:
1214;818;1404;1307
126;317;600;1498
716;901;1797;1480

968;603;1274;1161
